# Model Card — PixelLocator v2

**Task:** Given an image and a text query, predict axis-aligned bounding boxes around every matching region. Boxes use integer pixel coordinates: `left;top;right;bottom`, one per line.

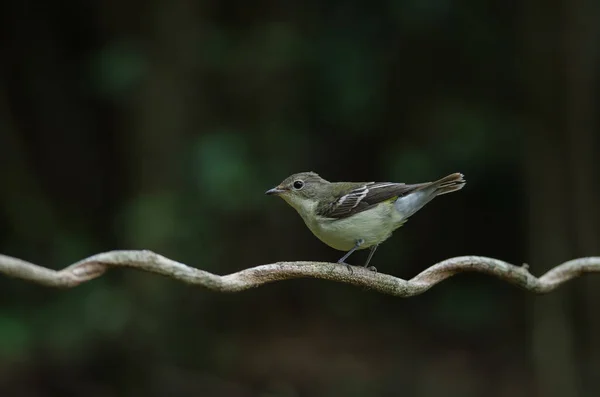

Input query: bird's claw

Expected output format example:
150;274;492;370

367;265;377;273
337;261;354;274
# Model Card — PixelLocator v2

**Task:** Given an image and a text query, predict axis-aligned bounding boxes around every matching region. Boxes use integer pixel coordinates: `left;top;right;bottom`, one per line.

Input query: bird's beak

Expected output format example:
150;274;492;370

265;186;286;195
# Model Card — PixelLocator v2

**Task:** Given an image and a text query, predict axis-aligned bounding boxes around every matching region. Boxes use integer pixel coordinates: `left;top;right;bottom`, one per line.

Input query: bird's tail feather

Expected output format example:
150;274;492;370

393;173;465;219
428;172;466;196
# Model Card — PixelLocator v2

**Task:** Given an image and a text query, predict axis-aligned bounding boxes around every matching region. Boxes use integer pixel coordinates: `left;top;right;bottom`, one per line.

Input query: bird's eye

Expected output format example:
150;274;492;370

293;180;304;190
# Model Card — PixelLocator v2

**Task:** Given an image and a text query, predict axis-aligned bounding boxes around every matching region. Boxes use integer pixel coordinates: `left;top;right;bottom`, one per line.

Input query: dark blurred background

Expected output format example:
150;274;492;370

1;0;599;396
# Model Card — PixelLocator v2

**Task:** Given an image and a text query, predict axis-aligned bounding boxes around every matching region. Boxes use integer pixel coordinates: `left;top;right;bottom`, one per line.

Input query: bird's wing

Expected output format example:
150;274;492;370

316;182;422;219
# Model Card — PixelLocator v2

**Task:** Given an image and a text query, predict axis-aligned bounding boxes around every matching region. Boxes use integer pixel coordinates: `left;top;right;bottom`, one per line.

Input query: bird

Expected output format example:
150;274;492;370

266;171;465;270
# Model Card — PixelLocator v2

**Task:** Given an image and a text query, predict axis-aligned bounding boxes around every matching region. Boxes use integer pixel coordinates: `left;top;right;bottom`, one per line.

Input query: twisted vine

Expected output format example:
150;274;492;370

0;251;598;296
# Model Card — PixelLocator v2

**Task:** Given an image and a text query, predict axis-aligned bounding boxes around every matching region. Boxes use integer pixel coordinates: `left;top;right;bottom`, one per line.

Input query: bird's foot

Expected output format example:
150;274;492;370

366;265;377;273
337;260;354;274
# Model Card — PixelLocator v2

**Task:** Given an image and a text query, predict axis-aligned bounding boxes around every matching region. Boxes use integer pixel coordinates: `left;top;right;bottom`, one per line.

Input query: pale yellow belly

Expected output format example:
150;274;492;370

303;202;406;251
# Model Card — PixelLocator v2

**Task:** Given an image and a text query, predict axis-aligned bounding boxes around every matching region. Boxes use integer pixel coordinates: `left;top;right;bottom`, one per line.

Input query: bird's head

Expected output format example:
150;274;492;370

265;171;330;213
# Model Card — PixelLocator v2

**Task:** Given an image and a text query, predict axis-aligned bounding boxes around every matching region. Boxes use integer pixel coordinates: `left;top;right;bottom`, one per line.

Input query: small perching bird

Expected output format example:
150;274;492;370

266;172;465;270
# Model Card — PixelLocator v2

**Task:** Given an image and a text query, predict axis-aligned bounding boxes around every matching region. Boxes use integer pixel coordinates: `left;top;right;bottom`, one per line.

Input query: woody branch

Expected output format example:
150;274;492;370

0;251;598;297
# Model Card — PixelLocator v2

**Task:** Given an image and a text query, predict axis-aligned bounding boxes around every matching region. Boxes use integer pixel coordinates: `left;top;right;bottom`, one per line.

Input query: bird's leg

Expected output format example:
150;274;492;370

364;244;378;272
337;239;364;272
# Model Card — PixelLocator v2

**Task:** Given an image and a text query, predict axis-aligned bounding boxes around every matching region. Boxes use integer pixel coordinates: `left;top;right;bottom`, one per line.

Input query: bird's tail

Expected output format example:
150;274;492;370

393;173;466;219
427;172;466;196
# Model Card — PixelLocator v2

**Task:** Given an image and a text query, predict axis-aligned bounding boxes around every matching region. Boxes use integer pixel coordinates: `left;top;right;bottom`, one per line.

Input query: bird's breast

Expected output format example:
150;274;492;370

305;201;406;251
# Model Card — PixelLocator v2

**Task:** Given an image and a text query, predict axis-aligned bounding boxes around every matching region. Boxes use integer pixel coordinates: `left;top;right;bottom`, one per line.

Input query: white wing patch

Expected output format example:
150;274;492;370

350;187;369;209
366;183;396;190
336;184;372;210
345;183;396;205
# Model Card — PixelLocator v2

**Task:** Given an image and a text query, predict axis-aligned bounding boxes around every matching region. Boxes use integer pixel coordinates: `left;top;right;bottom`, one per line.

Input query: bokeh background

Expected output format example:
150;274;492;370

1;0;599;396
